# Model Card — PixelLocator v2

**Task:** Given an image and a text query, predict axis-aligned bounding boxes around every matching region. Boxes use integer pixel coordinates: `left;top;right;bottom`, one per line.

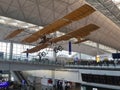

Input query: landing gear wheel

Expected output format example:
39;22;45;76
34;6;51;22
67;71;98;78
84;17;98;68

54;47;58;53
58;45;63;51
41;51;46;57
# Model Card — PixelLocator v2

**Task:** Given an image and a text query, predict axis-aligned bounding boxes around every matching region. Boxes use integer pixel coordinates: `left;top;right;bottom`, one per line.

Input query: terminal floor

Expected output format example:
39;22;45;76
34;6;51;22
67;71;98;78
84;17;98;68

35;85;80;90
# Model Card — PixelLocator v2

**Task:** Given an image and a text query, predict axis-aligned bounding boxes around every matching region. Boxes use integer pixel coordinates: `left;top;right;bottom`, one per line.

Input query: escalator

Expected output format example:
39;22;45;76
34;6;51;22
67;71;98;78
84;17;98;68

13;71;21;83
13;71;29;85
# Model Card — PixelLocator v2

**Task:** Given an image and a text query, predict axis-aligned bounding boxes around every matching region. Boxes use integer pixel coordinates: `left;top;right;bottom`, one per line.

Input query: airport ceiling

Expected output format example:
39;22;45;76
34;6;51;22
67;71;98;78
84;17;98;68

0;0;119;56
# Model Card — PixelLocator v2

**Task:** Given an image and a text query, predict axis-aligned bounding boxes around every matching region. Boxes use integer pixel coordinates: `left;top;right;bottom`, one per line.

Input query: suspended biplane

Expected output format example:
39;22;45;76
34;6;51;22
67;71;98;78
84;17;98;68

4;4;97;53
23;24;99;53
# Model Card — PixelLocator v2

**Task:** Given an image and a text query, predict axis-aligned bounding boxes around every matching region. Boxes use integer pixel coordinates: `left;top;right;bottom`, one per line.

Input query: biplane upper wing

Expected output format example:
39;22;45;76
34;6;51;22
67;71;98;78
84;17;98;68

5;29;24;39
23;24;99;53
21;4;95;43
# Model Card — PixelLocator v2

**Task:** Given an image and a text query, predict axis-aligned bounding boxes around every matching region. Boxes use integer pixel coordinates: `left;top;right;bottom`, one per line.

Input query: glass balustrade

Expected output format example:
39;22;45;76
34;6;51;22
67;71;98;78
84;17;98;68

0;52;120;68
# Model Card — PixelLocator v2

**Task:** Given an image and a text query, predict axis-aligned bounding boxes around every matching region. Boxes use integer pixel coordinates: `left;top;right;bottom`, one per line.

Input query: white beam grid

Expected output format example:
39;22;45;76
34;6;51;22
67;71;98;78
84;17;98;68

85;0;120;27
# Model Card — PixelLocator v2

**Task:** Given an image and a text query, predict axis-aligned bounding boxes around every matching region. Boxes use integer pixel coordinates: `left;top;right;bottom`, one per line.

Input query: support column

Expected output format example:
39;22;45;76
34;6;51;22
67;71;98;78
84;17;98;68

79;52;81;60
53;50;57;62
51;70;55;89
96;43;99;55
5;42;8;60
8;63;11;81
8;42;13;81
52;32;57;63
9;42;13;60
96;43;100;63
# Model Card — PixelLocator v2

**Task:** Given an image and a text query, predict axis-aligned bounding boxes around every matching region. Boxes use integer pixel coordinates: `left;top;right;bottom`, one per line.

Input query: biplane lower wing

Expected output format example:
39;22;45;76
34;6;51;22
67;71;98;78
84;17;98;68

5;29;24;39
23;24;99;53
21;4;95;43
23;43;49;53
74;39;88;44
50;24;99;43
